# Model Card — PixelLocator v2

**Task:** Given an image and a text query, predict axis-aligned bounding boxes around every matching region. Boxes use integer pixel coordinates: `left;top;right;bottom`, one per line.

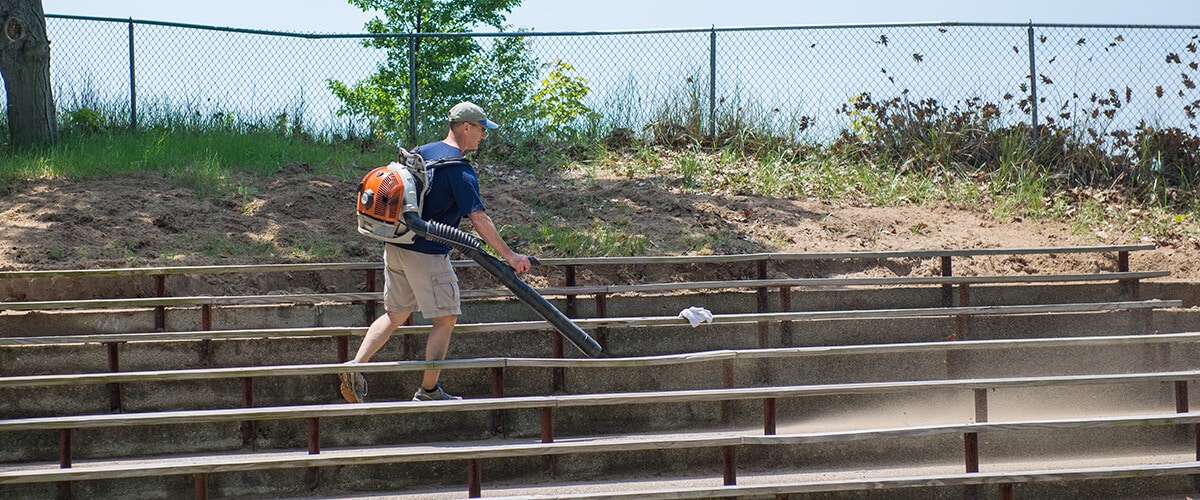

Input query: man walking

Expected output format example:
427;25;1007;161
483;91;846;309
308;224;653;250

341;101;531;402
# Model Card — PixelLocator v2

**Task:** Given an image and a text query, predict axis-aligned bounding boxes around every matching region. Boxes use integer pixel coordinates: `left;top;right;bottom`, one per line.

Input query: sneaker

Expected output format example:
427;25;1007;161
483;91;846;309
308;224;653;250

338;362;368;403
413;383;462;401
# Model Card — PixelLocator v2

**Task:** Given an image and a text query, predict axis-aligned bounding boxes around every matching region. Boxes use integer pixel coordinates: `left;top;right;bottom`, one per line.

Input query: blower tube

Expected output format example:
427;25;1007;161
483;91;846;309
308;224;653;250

403;212;605;358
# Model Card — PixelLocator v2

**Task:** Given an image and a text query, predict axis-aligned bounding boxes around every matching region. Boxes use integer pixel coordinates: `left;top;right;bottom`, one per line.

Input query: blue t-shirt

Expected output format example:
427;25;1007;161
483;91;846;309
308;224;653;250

393;141;487;255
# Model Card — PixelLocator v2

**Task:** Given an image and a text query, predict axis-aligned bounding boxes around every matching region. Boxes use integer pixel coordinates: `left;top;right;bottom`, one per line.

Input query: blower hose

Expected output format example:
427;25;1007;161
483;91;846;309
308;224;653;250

402;212;605;358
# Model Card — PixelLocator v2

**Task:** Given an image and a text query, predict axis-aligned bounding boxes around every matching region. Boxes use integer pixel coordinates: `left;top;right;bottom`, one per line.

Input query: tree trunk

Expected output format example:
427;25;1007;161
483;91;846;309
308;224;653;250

0;0;57;148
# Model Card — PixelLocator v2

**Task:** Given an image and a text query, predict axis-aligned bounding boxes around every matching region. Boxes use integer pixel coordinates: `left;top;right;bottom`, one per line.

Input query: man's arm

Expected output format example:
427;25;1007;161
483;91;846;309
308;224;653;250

466;209;532;273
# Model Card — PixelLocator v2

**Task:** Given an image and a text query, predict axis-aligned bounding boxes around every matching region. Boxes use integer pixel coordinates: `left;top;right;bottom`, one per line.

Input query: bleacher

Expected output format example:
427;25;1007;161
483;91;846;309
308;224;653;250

3;244;1199;499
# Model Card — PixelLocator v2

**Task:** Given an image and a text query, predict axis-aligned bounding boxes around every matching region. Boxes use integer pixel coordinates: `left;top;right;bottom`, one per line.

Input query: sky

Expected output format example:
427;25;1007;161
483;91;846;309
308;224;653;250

40;0;1200;33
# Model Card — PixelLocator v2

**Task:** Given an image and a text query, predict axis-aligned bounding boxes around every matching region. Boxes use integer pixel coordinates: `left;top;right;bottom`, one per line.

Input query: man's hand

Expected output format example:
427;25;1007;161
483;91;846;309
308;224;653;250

505;252;532;274
467;210;531;274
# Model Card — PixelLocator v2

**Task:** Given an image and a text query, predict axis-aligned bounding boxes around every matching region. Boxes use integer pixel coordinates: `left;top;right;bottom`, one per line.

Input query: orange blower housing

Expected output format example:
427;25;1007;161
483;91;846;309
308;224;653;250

356;155;426;244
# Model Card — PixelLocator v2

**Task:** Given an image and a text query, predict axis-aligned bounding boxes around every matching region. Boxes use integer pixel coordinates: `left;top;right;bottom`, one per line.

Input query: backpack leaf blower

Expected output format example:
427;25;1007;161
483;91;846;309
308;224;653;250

356;148;605;358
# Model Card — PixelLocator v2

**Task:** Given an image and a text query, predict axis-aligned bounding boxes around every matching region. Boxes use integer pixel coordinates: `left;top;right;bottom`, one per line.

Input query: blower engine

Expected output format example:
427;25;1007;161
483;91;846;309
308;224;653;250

356;148;604;358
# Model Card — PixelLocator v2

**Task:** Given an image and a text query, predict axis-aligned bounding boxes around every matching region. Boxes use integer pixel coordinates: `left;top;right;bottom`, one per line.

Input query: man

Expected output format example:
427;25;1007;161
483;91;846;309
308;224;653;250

340;101;531;402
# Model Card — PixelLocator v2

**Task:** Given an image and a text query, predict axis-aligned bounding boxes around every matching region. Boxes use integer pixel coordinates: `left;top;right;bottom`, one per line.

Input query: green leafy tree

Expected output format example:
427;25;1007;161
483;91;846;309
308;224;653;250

532;60;597;139
328;0;537;143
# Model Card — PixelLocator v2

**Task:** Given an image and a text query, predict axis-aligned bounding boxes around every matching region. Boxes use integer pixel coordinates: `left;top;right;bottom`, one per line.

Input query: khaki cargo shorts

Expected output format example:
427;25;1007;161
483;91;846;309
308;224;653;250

382;244;461;319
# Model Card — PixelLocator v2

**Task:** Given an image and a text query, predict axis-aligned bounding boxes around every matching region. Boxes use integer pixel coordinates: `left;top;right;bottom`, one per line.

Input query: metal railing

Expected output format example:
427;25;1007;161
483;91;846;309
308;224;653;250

9;16;1200;144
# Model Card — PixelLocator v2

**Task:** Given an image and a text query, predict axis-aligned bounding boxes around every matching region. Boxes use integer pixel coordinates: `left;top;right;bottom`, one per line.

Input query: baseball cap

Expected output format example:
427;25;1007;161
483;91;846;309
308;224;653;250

448;101;499;129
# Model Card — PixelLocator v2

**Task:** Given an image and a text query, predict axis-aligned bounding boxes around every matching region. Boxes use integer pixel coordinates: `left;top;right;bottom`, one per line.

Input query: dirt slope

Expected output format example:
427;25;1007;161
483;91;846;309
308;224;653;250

0;159;1195;299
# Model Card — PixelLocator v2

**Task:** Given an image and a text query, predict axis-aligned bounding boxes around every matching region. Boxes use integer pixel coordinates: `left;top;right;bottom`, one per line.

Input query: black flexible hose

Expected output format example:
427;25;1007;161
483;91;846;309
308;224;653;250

403;212;605;358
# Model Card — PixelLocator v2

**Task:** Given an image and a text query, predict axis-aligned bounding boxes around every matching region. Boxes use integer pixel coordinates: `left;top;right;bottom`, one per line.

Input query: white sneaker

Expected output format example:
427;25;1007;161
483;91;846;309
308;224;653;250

412;383;461;401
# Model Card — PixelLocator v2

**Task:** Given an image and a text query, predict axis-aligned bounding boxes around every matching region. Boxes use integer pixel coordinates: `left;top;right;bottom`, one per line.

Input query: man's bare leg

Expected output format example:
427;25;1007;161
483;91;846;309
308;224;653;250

355;310;411;363
420;314;458;390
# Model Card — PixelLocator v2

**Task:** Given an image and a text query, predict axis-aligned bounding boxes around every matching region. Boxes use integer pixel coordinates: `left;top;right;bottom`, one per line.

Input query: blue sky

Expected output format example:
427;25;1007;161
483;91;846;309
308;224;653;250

41;0;1200;33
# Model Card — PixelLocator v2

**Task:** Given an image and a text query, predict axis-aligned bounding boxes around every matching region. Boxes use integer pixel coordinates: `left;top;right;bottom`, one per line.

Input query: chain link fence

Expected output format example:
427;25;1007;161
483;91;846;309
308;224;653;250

6;16;1200;146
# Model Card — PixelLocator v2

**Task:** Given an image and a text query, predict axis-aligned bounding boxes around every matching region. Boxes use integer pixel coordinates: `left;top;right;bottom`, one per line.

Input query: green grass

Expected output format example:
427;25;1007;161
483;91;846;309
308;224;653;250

2;127;385;191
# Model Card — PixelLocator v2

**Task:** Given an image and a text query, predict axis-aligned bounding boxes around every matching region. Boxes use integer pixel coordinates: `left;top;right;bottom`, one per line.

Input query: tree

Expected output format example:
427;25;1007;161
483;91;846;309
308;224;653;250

532;60;598;140
0;0;57;148
328;0;537;143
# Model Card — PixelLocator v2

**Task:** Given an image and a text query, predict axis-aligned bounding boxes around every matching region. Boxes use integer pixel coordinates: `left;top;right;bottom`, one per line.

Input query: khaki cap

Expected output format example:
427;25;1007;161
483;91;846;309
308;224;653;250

448;101;499;129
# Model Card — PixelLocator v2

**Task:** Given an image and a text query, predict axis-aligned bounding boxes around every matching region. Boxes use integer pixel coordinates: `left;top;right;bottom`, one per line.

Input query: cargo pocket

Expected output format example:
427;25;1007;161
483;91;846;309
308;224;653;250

431;271;460;310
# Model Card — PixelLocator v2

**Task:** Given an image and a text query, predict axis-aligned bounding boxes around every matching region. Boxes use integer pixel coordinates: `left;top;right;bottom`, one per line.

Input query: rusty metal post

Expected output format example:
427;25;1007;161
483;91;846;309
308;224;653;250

722;445;737;485
756;261;769;349
336;336;349;363
975;389;989;423
947;284;970;379
468;459;482;498
1176;381;1197;491
364;269;377;325
973;385;989;499
201;303;213;330
755;260;772;391
940;256;953;307
552;334;565;393
492;367;506;436
964;432;980;473
540;407;554;443
956;283;971;340
58;428;72;499
195;473;209;500
59;429;72;468
105;342;122;412
964;430;981;499
240;377;255;448
722;359;736;423
1118;249;1139;303
998;483;1014;500
564;265;577;317
763;398;776;435
555;265;577;393
306;417;321;487
154;274;166;331
200;304;213;367
307;417;320;454
541;407;555;472
596;293;609;350
779;286;793;346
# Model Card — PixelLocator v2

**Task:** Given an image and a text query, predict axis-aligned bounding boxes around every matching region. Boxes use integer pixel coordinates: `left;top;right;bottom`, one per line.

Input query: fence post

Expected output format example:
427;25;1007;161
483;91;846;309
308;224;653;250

128;18;137;132
1027;22;1038;142
408;35;418;145
709;25;717;143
